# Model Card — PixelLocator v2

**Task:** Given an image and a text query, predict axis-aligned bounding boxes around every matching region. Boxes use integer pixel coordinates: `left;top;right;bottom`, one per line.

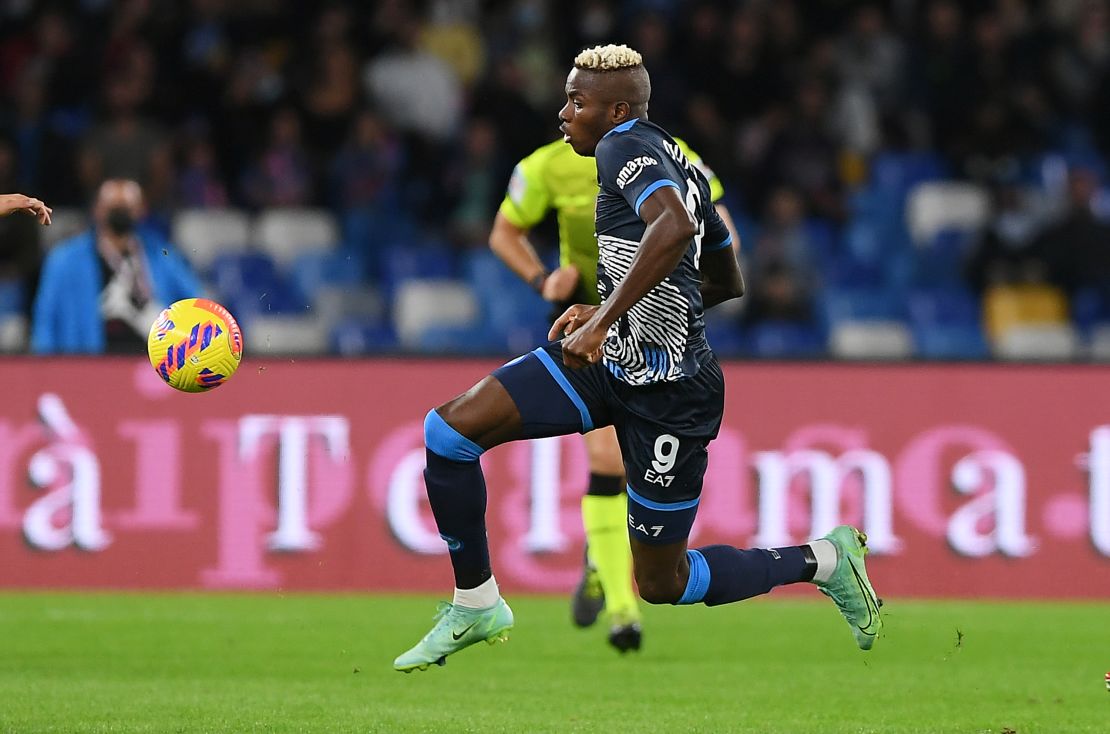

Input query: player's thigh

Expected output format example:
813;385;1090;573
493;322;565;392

435;375;525;450
583;425;623;476
484;343;611;445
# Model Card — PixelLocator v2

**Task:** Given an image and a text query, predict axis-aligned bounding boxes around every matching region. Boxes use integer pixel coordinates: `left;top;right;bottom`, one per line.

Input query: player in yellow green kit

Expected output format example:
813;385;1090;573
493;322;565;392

489;136;736;652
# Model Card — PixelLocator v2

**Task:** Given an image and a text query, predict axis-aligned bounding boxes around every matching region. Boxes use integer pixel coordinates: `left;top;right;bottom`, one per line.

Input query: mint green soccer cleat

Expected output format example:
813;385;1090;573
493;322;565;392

816;526;883;651
393;599;514;672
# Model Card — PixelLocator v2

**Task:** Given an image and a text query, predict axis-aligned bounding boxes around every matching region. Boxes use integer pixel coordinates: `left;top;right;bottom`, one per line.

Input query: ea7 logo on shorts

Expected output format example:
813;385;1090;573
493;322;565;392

629;513;663;537
616;155;659;189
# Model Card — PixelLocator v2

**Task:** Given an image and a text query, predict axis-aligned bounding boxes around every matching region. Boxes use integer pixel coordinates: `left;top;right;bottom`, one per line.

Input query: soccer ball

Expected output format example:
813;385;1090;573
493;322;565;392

147;298;243;392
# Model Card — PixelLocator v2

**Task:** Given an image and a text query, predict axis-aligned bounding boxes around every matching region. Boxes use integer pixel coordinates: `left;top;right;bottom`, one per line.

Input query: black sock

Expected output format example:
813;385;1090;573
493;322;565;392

586;472;624;496
423;449;491;589
689;544;813;606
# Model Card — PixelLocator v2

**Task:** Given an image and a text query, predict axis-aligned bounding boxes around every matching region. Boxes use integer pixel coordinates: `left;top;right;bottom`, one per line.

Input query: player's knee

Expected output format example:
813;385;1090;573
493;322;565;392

424;408;484;463
634;572;683;605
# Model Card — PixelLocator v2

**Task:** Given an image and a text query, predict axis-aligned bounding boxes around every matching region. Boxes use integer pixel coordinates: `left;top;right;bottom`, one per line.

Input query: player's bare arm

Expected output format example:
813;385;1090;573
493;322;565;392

0;193;52;225
559;185;695;369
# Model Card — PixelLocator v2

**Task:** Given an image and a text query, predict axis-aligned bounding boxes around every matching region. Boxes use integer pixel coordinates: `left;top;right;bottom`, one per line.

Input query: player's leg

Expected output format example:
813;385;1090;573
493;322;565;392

617;359;882;650
575;426;643;651
395;345;609;671
394;376;522;672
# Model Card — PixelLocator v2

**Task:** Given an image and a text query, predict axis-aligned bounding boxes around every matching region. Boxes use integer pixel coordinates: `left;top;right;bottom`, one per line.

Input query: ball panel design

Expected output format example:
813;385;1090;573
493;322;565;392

147;298;243;393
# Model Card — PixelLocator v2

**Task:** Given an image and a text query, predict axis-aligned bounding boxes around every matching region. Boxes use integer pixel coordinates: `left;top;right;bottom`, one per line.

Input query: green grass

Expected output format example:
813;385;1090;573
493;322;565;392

0;593;1106;733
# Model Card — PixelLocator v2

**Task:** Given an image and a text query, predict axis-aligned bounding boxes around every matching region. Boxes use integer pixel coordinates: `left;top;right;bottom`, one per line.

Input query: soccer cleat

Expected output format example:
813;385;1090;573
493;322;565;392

571;550;605;628
816;525;883;651
607;621;642;654
393;598;514;673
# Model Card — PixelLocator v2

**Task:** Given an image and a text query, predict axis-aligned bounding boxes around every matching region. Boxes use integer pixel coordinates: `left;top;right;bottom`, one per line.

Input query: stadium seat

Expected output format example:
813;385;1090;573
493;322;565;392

909;229;974;287
820;287;907;325
829;321;914;360
0;315;27;353
415;324;509;355
393;278;479;348
993;324;1079;361
172;209;251;270
1071;287;1110;335
704;320;746;358
1088;325;1110;361
209;252;306;316
243;315;329;355
289;250;366;304
313;285;385;330
378;241;457;297
252;208;340;265
0;280;24;316
907;285;980;329
331;319;398;355
905;182;990;245
747;321;824;358
913;325;990;360
982;284;1069;340
40;207;89;250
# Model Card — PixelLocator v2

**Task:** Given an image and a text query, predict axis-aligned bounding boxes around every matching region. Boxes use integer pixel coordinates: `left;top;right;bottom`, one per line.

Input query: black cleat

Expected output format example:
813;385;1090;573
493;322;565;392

607;622;642;653
571;550;605;628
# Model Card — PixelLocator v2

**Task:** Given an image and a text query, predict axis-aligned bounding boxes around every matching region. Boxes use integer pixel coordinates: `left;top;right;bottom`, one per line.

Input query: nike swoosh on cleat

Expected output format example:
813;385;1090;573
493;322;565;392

847;559;880;635
452;622;478;640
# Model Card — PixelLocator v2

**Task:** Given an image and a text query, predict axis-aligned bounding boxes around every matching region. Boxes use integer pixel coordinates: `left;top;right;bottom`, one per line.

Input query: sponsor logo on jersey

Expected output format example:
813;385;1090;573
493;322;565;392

616;155;659;189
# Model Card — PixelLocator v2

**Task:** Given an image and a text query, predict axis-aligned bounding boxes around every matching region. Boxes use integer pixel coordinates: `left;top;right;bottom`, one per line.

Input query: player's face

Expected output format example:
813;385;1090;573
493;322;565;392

558;69;612;156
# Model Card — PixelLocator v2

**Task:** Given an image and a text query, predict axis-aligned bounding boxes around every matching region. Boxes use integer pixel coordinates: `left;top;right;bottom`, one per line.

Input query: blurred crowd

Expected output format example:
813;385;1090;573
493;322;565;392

2;0;1110;358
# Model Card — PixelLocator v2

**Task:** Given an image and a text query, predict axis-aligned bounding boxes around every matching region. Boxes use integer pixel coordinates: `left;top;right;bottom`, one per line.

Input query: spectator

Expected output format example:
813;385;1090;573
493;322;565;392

742;187;818;326
1038;168;1110;296
965;182;1049;293
31;179;201;354
77;45;172;206
176;136;228;209
239;108;315;209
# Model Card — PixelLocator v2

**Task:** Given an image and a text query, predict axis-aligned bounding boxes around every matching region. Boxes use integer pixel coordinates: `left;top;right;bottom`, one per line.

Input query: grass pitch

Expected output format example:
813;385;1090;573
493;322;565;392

0;593;1106;733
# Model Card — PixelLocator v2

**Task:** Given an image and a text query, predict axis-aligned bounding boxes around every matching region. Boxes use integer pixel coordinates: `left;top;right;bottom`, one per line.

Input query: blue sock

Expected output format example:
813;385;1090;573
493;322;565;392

424;449;491;589
678;544;814;606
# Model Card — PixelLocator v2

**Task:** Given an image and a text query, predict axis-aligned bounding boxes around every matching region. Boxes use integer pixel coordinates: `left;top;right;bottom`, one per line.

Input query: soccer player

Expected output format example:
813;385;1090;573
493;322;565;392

490;131;735;653
394;45;882;673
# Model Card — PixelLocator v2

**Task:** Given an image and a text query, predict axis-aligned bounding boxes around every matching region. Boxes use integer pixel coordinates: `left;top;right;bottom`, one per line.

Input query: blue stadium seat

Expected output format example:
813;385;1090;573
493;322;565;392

210;252;306;316
820;287;907;326
910;229;973;287
462;250;549;337
416;323;509;355
914;325;990;360
1072;287;1110;330
378;241;457;297
747;321;824;358
907;285;980;329
330;319;398;355
704;320;745;358
0;280;24;316
289;250;366;304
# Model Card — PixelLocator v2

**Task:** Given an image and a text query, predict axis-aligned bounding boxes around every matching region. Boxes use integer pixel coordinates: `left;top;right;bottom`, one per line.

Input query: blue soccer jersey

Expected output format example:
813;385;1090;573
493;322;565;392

593;118;731;386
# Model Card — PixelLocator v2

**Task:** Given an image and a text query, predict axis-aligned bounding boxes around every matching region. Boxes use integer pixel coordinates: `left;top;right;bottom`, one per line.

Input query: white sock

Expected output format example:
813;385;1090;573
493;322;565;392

453;575;500;610
807;539;838;584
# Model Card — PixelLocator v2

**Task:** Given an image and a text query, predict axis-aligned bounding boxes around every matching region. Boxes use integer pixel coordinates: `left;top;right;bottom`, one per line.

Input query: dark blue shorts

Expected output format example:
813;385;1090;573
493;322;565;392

491;342;725;545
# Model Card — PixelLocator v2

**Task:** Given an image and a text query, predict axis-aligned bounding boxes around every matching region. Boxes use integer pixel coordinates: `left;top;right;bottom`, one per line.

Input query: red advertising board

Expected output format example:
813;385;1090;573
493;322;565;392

1;357;1108;598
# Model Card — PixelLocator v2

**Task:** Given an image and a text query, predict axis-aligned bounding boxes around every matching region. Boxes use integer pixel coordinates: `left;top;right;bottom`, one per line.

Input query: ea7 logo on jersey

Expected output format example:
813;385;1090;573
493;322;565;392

616;155;659;189
629;513;664;537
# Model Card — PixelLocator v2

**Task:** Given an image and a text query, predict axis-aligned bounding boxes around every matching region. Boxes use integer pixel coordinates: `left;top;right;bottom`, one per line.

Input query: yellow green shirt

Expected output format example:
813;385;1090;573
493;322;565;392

498;137;724;304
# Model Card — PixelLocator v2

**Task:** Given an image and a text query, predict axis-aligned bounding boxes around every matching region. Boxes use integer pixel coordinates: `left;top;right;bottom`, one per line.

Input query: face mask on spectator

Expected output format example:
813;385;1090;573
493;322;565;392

105;207;136;236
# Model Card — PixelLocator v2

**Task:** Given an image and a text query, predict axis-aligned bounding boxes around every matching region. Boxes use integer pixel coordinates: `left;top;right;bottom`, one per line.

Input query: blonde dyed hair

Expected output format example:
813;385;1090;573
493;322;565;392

573;44;643;71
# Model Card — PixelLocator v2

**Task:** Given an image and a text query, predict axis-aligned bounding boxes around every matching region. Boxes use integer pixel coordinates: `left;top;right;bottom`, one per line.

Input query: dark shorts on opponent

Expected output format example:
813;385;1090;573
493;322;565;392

491;341;725;546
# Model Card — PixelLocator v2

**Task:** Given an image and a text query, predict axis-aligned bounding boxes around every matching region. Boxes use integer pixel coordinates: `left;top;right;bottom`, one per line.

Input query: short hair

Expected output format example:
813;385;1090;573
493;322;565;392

574;44;643;71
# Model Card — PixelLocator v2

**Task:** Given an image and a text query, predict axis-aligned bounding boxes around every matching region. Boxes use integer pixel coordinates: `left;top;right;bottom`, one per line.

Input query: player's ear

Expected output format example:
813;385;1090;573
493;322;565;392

611;101;631;124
